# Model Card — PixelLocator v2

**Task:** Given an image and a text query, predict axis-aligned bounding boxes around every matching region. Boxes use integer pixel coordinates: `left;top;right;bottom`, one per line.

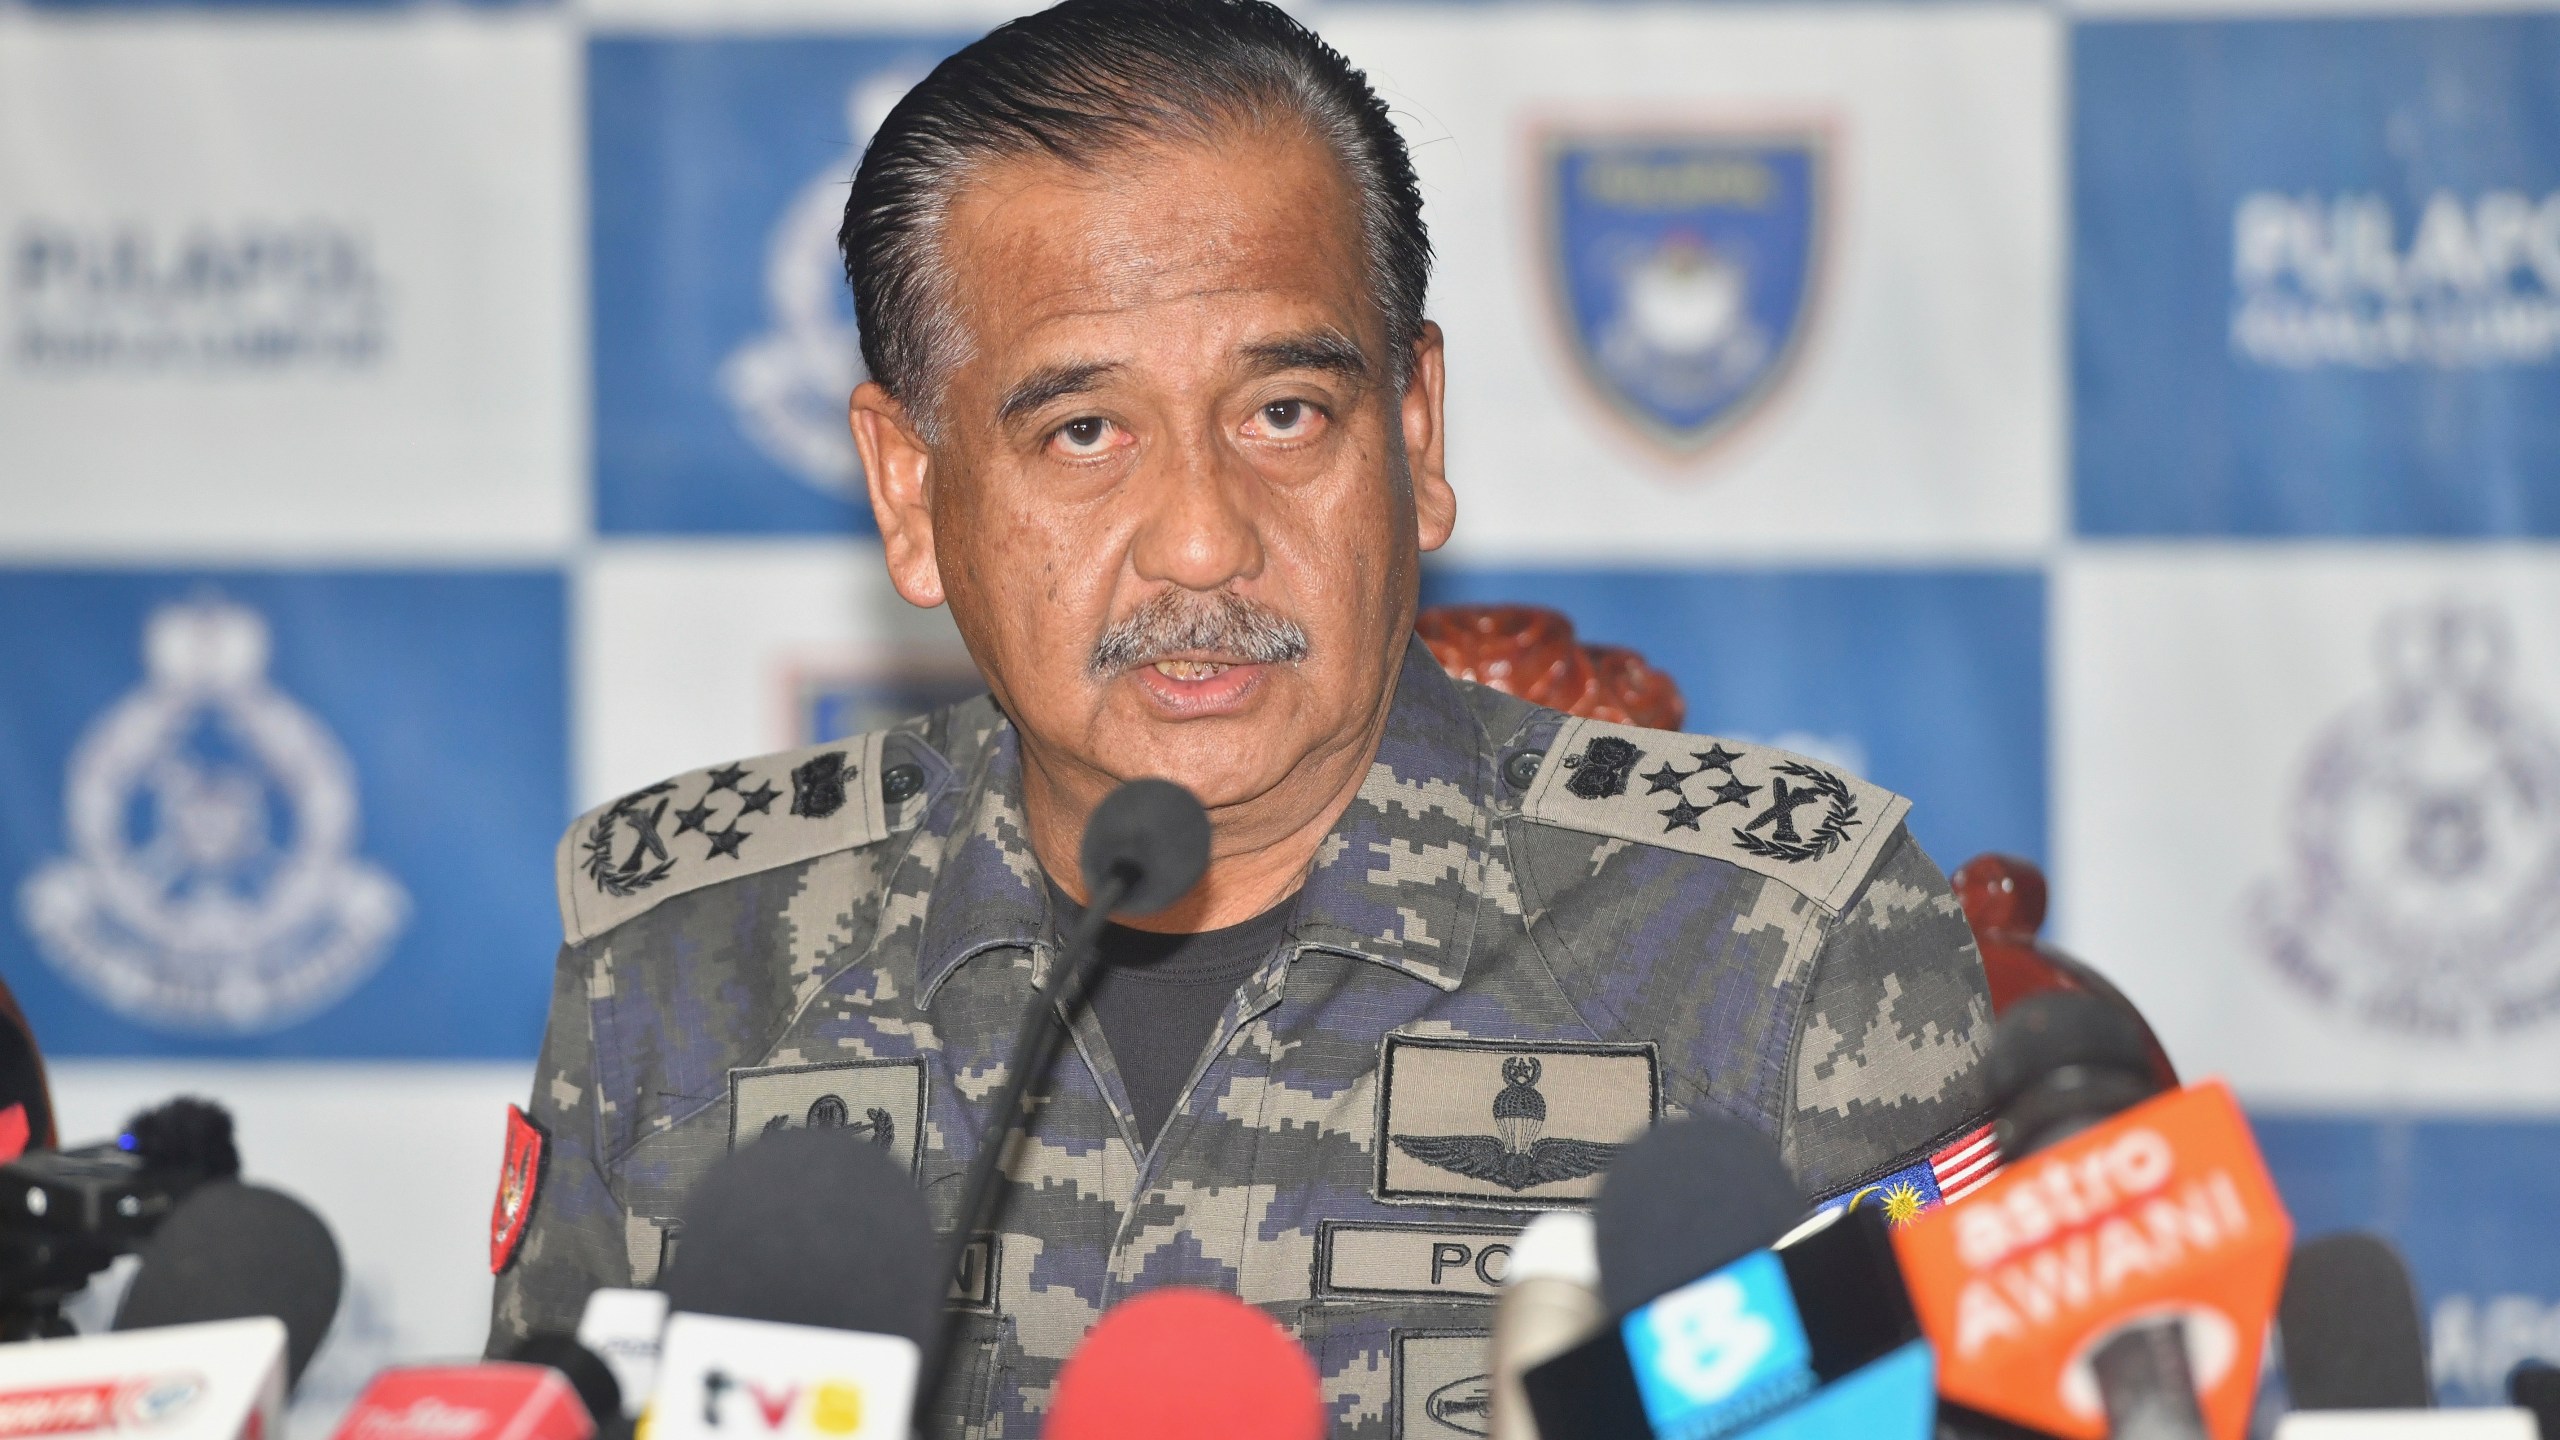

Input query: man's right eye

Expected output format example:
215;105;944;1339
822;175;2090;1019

1053;417;1117;457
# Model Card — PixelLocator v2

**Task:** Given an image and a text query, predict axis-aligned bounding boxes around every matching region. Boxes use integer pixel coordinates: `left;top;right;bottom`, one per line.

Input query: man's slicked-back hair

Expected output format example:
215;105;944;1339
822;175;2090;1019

838;0;1431;432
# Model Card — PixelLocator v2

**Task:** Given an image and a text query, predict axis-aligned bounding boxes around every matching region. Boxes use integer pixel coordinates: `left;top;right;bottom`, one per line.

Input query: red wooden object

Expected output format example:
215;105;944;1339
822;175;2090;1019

1952;853;2179;1089
1416;604;1685;729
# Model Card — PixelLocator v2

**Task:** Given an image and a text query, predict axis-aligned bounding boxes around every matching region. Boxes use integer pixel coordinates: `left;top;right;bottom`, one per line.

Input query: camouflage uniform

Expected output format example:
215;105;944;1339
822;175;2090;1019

490;638;1994;1437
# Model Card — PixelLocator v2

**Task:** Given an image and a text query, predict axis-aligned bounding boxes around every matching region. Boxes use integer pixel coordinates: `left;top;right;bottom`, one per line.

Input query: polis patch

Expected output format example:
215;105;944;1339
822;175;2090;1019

489;1103;545;1275
1395;1330;1495;1438
1317;1222;1521;1301
729;1057;925;1177
1375;1035;1657;1209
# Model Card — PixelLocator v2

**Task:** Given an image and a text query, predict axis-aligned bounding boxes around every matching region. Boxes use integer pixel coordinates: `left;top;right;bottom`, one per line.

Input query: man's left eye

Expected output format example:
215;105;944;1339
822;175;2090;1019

1256;400;1316;436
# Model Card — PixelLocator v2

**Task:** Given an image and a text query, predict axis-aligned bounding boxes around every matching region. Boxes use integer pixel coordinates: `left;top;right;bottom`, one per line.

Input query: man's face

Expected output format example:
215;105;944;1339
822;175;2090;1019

851;123;1453;830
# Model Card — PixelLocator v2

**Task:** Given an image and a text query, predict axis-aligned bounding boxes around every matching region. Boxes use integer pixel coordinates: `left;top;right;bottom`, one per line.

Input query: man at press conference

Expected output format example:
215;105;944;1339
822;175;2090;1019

488;0;1998;1433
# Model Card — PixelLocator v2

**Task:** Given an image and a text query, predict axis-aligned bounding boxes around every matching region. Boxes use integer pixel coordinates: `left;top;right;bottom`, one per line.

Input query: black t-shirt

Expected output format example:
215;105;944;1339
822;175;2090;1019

1047;878;1296;1151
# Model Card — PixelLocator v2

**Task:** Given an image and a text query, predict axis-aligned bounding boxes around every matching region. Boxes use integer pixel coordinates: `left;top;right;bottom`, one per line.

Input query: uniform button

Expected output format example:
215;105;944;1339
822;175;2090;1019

881;763;925;804
1503;749;1546;792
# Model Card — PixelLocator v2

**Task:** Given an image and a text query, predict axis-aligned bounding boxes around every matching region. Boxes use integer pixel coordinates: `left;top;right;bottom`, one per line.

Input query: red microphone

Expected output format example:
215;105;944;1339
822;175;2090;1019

329;1363;595;1440
1042;1289;1323;1440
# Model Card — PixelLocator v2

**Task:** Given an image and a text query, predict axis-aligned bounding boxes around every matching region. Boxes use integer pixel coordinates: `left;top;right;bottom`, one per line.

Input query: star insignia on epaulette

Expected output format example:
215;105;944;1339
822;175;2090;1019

672;798;716;835
1706;776;1760;810
1660;798;1705;831
1693;744;1745;771
705;763;749;793
736;780;782;816
705;824;749;861
1642;763;1691;796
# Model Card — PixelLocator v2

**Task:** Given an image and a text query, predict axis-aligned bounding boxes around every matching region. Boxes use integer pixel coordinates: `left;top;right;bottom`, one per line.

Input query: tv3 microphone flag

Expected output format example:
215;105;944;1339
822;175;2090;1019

1891;1079;2290;1440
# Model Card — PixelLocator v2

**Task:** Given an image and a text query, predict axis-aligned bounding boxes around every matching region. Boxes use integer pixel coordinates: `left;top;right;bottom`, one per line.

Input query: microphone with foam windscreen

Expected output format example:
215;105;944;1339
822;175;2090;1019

922;778;1210;1411
1489;1212;1604;1440
648;1125;940;1440
1521;1113;1935;1440
2509;1360;2560;1440
1892;994;2291;1440
2279;1232;2432;1412
1041;1287;1322;1440
113;1179;343;1395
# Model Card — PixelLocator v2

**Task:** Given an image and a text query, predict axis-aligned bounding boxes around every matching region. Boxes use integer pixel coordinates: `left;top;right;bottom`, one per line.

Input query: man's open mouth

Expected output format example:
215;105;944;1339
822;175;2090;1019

1151;659;1238;681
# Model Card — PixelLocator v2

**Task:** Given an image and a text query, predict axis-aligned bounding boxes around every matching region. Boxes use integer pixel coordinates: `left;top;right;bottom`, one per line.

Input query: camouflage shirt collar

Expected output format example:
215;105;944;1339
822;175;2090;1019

915;636;1498;1005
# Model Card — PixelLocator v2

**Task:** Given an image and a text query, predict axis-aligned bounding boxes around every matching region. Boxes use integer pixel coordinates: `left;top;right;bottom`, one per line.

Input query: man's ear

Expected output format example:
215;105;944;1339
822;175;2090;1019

850;381;947;608
1402;321;1456;553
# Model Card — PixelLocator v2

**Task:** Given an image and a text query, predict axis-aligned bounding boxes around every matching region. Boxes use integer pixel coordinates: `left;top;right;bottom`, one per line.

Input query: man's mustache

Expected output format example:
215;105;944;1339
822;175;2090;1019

1087;590;1312;678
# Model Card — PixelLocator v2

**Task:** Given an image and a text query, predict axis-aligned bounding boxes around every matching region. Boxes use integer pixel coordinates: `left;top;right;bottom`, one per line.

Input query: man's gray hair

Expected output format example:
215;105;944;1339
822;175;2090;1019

837;0;1432;437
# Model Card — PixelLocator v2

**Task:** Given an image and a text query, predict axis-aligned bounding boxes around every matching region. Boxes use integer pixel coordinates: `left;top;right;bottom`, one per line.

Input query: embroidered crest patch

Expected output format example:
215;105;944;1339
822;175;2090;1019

729;1057;925;1177
1524;716;1910;914
1395;1330;1497;1437
489;1103;545;1275
1376;1035;1657;1208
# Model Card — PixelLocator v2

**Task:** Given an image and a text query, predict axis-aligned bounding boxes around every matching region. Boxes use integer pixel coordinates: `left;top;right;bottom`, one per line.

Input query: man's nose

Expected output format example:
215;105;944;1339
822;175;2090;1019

1127;437;1264;593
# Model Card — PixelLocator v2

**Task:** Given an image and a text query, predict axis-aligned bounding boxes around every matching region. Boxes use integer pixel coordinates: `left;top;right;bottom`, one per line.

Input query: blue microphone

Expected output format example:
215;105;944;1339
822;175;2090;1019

1521;1115;1935;1440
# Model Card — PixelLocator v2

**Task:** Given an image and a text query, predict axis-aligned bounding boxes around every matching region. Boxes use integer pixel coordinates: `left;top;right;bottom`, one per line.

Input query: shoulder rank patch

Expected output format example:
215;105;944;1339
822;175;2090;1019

490;1103;545;1275
1377;1034;1657;1209
555;731;901;946
1519;715;1911;914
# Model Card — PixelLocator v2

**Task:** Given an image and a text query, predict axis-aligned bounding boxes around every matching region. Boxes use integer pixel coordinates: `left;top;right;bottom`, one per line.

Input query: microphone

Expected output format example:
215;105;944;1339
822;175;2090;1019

1041;1288;1323;1440
1;1098;245;1341
113;1179;343;1395
574;1288;668;1419
0;1317;295;1440
2510;1361;2560;1440
1892;993;2292;1440
1520;1114;1935;1440
1489;1212;1604;1440
329;1346;609;1440
2279;1232;2431;1411
923;778;1210;1408
649;1126;939;1440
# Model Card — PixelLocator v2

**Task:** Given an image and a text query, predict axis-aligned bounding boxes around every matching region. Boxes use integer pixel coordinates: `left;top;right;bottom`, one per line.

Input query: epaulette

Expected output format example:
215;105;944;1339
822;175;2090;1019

1519;715;1912;915
554;730;915;946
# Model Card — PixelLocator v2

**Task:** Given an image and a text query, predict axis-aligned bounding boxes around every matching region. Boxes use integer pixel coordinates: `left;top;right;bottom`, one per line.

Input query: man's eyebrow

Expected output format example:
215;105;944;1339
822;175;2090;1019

997;360;1121;424
1240;329;1371;382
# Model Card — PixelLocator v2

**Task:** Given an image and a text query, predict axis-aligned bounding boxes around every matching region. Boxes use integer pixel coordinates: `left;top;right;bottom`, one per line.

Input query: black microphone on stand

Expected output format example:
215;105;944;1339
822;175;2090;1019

921;777;1211;1411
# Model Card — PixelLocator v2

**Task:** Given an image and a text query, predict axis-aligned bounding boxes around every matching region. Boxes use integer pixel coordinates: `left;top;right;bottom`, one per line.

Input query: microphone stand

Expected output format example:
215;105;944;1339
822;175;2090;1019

2093;1318;2209;1440
920;863;1136;1417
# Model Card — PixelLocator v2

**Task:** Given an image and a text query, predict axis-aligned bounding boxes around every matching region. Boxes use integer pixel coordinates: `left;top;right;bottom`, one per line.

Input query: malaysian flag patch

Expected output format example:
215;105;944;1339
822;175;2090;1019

1817;1122;2002;1227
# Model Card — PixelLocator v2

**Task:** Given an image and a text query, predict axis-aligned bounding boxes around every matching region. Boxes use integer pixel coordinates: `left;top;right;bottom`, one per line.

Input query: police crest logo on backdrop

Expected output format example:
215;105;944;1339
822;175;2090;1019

1542;129;1826;457
2255;601;2560;1035
717;71;923;501
17;596;408;1034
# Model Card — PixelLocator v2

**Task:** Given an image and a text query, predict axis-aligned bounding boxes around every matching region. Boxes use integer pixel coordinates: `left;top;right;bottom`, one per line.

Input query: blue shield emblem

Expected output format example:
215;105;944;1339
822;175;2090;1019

1544;132;1826;455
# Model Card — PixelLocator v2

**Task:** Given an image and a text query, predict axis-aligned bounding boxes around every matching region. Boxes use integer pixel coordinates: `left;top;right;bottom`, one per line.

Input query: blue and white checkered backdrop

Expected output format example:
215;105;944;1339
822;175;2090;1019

6;0;2559;1424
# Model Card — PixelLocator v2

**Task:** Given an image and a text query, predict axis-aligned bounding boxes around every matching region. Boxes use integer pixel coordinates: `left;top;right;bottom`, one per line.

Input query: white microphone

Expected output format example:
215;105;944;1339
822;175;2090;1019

0;1317;287;1440
643;1127;939;1439
574;1289;667;1419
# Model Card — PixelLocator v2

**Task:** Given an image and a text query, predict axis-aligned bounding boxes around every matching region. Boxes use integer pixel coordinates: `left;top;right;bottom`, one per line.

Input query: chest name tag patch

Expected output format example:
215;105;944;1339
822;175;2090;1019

729;1057;926;1178
1375;1035;1658;1209
1318;1221;1522;1301
1396;1329;1496;1438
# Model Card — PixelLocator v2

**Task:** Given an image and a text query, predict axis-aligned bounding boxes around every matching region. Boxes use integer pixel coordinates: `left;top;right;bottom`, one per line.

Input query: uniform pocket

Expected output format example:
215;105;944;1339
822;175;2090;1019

914;1310;1008;1440
1297;1298;1496;1440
